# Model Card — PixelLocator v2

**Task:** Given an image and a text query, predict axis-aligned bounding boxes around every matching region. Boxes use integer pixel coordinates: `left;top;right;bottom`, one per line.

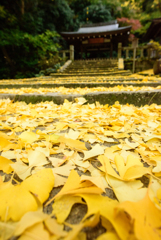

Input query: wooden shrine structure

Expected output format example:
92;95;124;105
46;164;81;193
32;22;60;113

143;18;161;43
60;20;131;59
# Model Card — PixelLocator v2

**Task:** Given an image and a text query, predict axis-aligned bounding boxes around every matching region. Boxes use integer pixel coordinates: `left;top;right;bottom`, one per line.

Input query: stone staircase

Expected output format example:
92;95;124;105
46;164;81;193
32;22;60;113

0;58;160;106
51;59;131;77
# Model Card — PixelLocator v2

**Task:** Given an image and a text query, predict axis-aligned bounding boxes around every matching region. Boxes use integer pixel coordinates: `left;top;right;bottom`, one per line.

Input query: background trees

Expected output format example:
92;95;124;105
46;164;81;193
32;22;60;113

0;0;160;79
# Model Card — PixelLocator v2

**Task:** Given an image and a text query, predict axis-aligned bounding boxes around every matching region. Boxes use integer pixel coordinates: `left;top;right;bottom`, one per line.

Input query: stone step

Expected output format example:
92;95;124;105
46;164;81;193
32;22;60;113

0;90;160;106
0;82;159;89
50;70;131;77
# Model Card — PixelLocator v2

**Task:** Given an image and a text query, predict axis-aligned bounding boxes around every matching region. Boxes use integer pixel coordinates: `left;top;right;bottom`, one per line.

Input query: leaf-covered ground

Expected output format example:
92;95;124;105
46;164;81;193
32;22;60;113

0;72;160;86
0;97;161;240
0;85;161;95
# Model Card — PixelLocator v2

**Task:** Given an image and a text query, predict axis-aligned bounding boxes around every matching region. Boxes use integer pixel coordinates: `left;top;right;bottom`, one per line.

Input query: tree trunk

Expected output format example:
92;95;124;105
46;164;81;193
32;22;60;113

21;0;25;15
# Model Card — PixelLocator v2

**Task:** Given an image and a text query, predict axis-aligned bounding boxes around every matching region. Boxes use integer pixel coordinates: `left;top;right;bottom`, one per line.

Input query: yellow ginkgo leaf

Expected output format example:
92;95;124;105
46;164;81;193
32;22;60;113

108;176;147;202
0;137;12;151
46;170;103;206
78;194;132;240
59;136;87;151
96;232;120;240
99;154;151;181
11;150;49;180
14;209;48;236
0;168;54;221
19;131;39;144
116;192;161;240
52;195;85;223
80;175;106;192
0;156;13;174
18;222;50;240
83;144;104;161
148;178;161;209
45;218;67;237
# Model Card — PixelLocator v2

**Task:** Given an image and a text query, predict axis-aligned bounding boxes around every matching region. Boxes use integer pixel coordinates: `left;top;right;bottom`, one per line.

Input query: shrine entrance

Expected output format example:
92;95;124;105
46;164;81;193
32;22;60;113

60;20;131;59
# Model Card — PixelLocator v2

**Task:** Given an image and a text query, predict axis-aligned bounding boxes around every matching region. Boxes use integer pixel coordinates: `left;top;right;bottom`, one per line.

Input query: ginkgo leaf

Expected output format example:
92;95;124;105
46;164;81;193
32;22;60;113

96;232;120;240
75;97;87;105
99;154;151;181
77;194;132;240
14;209;48;236
148;178;161;209
11;150;49;180
52;162;75;177
0;156;13;174
108;176;147;202
52;195;85;223
80;175;106;192
59;136;87;151
0;137;13;151
1;150;17;160
83;144;104;161
116;192;161;240
0;136;20;151
54;173;67;187
63;213;100;240
19;131;39;144
18;222;50;240
0;221;17;240
65;129;80;140
46;170;103;206
44;218;67;236
0;168;54;221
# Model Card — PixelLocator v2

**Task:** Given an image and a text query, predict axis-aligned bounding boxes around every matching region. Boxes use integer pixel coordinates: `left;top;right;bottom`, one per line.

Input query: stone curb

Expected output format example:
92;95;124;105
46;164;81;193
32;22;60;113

0;90;160;106
0;82;160;89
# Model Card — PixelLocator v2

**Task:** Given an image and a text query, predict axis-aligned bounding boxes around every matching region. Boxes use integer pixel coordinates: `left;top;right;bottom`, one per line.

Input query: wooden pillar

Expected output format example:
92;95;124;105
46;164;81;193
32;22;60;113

126;49;129;59
118;42;122;59
70;45;74;61
63;51;66;59
133;48;136;73
132;38;138;73
110;43;113;58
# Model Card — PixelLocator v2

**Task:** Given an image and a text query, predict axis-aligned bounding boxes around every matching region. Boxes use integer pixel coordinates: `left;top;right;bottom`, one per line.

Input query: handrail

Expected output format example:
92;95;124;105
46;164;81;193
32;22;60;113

59;45;74;61
118;42;159;60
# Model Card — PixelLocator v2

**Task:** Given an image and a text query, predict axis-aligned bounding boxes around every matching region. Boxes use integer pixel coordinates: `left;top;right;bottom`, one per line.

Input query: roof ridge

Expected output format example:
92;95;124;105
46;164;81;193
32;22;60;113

80;20;117;28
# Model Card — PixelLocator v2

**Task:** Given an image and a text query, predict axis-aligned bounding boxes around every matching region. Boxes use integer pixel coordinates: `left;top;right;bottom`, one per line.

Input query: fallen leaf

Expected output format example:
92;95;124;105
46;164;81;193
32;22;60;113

59;136;87;151
52;195;85;223
0;156;13;174
46;170;103;205
0;168;54;221
11;150;49;180
96;232;120;240
19;131;39;144
18;222;50;240
83;144;104;161
116;192;161;240
108;176;147;202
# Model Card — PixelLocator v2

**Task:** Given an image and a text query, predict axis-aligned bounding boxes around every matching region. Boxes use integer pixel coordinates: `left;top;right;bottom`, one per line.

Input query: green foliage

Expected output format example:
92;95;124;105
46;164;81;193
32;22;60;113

84;3;112;23
0;0;75;79
0;30;61;79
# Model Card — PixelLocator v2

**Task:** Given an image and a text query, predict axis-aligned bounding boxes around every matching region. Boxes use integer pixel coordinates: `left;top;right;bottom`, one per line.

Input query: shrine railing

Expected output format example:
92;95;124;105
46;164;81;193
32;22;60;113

118;42;160;60
59;45;74;61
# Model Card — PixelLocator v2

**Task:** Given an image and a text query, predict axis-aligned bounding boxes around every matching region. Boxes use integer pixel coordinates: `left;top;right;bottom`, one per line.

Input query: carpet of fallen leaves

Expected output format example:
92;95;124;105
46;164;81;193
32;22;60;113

0;74;160;86
0;85;161;96
0;97;161;240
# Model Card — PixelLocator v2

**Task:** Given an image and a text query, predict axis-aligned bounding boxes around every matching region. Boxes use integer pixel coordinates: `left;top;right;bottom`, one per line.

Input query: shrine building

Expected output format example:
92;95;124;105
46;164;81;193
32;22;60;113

143;18;161;43
60;20;131;59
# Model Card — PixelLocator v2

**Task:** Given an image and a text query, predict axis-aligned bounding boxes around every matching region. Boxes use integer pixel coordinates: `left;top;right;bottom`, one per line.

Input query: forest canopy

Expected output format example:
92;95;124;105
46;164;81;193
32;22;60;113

0;0;160;79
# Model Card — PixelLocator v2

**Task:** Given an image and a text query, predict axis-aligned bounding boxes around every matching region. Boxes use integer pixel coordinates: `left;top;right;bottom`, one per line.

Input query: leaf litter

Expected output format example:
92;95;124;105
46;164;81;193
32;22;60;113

0;98;161;239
